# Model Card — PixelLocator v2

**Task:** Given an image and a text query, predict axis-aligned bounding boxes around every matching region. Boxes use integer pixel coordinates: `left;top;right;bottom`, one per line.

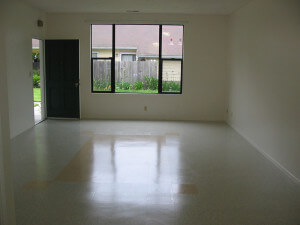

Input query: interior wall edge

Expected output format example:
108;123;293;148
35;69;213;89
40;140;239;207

227;121;300;185
227;0;300;186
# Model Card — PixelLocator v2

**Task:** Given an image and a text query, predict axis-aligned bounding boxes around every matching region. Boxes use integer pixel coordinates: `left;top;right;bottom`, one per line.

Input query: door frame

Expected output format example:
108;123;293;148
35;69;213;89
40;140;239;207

45;39;81;119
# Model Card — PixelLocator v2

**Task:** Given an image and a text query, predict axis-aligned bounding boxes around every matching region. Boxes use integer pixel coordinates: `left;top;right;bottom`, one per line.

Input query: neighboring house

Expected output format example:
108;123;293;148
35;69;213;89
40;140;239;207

92;25;183;81
92;47;138;61
33;26;183;82
32;39;40;55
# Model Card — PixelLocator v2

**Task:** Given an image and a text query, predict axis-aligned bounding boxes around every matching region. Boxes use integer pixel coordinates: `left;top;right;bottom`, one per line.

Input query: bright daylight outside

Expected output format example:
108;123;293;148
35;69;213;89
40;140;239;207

92;25;183;93
32;39;42;123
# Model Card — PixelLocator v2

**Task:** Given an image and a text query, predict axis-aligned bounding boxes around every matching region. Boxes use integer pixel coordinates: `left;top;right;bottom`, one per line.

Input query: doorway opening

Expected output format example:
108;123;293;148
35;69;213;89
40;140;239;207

32;38;45;124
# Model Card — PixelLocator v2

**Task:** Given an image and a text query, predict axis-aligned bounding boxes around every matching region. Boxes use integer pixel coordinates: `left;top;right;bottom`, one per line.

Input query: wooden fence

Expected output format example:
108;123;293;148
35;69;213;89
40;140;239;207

93;61;158;83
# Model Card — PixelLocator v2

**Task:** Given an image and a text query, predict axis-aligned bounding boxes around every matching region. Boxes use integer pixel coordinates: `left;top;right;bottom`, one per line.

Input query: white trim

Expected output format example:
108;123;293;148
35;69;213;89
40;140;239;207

227;121;300;185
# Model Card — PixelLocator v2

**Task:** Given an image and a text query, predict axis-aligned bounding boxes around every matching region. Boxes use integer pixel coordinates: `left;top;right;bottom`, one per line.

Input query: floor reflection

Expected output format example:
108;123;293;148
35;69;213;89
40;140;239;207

55;134;180;204
13;121;300;225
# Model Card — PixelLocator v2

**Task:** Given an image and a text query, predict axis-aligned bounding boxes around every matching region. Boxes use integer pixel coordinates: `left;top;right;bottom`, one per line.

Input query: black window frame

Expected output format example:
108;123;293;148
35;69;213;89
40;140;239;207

91;24;184;94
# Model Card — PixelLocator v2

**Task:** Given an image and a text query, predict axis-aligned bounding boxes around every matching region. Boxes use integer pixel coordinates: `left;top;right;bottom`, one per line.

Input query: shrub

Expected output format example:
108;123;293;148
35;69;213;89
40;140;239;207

93;79;111;91
144;76;158;90
93;80;101;90
162;81;181;92
116;82;132;90
134;81;143;90
120;82;132;90
33;70;40;76
33;75;40;87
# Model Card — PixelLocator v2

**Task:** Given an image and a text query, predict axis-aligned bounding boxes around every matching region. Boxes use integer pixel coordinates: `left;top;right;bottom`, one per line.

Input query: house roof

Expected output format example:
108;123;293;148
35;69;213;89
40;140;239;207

92;25;183;57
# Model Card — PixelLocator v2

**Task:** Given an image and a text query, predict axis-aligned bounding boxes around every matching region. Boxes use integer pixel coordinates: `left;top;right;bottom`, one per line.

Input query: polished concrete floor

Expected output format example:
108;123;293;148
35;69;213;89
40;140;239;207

11;120;300;225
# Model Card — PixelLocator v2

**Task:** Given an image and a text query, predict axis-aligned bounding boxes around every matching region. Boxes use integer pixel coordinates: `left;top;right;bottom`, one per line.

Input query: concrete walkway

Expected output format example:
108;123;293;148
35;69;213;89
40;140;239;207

34;102;41;124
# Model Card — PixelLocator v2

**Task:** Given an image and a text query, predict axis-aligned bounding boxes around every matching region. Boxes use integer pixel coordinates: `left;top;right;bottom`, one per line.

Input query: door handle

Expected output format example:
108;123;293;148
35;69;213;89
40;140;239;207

75;82;79;88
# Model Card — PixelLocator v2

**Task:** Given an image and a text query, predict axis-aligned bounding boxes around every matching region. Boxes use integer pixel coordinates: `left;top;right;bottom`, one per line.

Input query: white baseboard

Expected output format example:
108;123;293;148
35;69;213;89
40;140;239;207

227;121;300;185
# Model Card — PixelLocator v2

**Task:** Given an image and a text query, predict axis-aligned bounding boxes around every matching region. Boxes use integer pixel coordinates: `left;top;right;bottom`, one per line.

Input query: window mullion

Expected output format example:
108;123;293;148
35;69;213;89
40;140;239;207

158;25;162;94
111;24;116;93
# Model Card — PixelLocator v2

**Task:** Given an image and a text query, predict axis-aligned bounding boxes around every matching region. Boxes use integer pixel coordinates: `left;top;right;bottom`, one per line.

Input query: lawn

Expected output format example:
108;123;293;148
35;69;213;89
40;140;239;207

115;89;158;93
33;88;41;102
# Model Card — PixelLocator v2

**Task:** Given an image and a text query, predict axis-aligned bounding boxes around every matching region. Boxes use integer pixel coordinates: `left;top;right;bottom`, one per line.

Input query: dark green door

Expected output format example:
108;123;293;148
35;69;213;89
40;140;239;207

45;40;80;118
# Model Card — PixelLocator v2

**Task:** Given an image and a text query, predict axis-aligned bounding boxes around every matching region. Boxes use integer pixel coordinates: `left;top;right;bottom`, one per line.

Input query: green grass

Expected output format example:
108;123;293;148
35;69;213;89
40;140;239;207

115;89;158;93
33;88;41;102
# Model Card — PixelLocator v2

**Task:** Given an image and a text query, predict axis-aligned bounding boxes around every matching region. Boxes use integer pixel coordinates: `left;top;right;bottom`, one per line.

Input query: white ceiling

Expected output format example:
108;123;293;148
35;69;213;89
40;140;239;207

23;0;252;14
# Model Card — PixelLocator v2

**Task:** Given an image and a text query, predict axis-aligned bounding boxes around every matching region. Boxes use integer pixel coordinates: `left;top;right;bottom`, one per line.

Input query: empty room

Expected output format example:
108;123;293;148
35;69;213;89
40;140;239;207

0;0;299;224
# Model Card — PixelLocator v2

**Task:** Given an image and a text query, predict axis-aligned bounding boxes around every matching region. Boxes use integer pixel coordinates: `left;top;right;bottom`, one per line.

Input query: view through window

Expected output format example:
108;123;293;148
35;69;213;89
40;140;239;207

91;24;183;94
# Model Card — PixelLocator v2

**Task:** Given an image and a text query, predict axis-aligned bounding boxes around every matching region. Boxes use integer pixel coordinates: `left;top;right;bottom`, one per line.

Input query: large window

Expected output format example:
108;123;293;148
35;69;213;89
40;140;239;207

91;24;183;94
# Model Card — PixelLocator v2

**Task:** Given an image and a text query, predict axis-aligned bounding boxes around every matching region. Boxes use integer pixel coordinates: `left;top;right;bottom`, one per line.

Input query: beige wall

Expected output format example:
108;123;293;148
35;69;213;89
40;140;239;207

4;0;47;138
228;0;300;181
0;2;16;224
46;13;229;121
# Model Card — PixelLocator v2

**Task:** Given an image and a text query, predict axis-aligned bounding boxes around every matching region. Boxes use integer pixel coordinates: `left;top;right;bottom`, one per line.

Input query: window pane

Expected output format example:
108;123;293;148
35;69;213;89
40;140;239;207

162;60;181;93
162;25;183;59
121;54;136;61
115;25;159;93
93;59;111;92
92;25;112;58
